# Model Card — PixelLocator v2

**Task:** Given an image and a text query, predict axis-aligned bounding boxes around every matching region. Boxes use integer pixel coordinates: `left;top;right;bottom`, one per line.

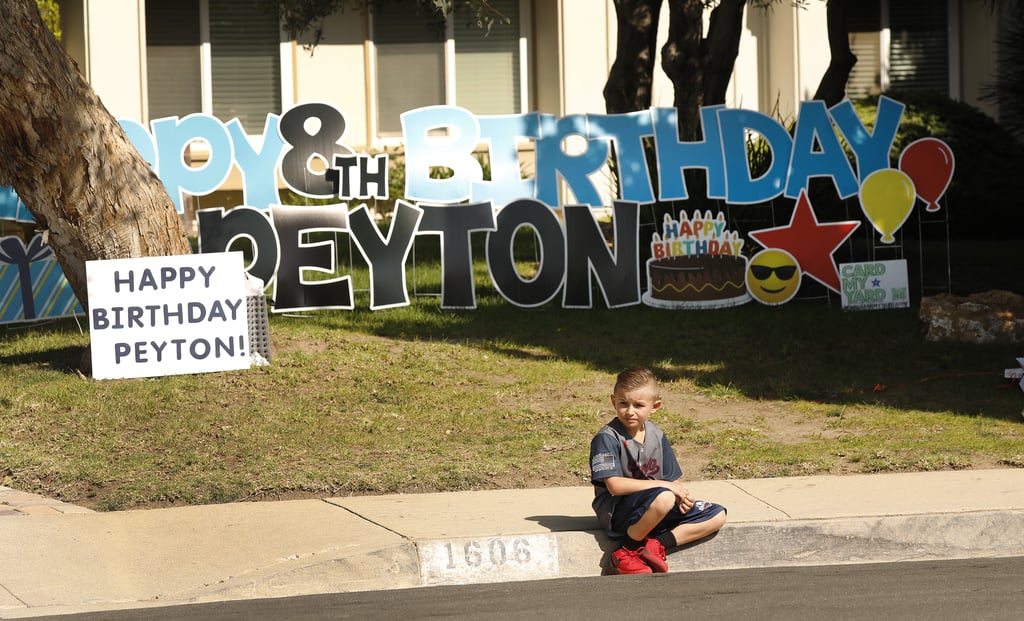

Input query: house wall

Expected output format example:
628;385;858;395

793;4;830;107
289;1;593;148
959;0;997;118
556;0;616;116
52;0;1003;207
59;0;88;83
728;6;765;112
531;1;561;115
746;3;829;123
60;0;1001;130
291;11;371;147
644;2;828;121
61;0;147;122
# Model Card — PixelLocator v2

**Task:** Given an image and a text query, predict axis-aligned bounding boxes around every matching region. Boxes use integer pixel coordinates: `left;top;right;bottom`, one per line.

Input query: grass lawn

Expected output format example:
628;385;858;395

1;233;1022;511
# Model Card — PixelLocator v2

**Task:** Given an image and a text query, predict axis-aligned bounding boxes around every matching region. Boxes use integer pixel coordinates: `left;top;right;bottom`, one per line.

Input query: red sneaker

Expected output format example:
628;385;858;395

637;538;668;572
610;546;653;575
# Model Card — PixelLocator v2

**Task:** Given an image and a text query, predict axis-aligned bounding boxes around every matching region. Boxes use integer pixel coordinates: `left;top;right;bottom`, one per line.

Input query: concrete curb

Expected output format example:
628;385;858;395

3;470;1024;618
132;509;1024;605
173;541;422;604
404;509;1024;589
0;486;93;517
659;509;1024;571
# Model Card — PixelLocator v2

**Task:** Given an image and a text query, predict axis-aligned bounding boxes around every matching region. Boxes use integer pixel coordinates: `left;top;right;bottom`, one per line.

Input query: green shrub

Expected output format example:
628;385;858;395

36;0;61;41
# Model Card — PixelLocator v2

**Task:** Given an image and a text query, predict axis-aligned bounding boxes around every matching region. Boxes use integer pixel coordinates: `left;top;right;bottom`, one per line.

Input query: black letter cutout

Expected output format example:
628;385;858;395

197;207;280;285
271;204;352;312
418;201;497;309
486;199;565;308
349;200;422;310
563;201;641;308
279;103;351;198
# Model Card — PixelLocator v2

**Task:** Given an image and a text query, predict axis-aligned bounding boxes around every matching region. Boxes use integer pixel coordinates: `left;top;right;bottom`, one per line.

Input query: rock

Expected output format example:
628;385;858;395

919;290;1024;343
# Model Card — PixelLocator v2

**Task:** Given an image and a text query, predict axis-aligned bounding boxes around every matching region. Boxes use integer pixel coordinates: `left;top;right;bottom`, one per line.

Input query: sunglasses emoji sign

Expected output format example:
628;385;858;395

746;249;802;305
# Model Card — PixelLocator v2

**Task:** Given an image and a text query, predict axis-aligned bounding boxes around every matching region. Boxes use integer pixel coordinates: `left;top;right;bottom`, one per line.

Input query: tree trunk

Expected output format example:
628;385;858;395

0;0;191;307
812;0;856;106
703;0;747;107
603;0;664;114
661;0;706;140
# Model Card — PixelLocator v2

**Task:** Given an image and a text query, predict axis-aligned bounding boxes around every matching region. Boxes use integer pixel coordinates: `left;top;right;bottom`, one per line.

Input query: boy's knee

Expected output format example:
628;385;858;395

651;489;676;513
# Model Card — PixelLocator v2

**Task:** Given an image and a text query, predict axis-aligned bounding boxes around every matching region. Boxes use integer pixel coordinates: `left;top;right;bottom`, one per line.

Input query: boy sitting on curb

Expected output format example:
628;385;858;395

589;367;727;574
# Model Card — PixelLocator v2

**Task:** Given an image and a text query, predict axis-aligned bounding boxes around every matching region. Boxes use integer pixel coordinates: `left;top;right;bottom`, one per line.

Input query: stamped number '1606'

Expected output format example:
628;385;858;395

443;537;532;568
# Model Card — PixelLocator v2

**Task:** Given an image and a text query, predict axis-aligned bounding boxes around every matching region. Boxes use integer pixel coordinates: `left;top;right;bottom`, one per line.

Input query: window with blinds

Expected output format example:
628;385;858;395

144;0;282;133
847;0;882;99
888;0;949;95
844;0;949;99
209;0;282;133
455;0;521;115
374;0;523;136
375;5;446;135
145;0;202;121
847;32;882;99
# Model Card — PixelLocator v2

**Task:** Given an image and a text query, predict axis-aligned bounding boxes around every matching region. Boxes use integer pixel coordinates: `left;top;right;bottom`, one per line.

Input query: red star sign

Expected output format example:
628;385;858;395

747;191;860;293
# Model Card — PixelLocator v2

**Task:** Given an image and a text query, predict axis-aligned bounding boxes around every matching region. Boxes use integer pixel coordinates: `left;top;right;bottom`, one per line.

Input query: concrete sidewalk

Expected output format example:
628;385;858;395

2;469;1024;618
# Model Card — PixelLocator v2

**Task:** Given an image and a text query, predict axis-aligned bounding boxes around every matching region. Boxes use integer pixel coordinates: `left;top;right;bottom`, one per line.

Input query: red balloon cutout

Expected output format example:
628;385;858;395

898;138;955;212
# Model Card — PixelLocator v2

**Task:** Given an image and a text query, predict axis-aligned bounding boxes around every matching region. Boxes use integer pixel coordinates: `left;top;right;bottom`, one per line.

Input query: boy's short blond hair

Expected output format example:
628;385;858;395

613;367;660;397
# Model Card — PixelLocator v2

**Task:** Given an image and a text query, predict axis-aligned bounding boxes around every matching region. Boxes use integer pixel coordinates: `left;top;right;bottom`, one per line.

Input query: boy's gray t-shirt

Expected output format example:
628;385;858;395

589;418;683;532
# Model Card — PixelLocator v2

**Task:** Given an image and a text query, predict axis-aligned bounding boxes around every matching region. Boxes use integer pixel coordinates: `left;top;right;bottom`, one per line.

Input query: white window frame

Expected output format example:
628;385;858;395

147;0;294;133
367;0;531;146
876;0;959;100
879;0;891;92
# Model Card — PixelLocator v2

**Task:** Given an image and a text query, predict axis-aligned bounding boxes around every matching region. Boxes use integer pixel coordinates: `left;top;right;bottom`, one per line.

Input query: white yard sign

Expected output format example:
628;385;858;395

840;259;911;311
87;252;250;379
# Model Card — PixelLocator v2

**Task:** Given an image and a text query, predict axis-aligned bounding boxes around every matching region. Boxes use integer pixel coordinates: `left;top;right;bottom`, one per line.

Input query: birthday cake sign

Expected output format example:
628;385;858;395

643;211;751;309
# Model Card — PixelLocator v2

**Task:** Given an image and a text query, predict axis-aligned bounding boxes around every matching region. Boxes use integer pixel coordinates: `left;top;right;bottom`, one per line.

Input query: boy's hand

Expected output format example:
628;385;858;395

678;493;695;513
670;481;695;512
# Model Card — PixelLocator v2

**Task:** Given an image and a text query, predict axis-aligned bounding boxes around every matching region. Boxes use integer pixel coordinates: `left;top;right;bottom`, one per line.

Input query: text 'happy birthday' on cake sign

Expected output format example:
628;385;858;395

643;211;751;310
651;211;744;258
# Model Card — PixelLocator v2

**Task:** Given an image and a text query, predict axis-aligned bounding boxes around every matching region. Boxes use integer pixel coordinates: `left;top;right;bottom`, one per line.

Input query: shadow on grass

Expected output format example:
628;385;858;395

0;344;87;373
1;319;87;374
307;290;1023;422
6;236;1021;419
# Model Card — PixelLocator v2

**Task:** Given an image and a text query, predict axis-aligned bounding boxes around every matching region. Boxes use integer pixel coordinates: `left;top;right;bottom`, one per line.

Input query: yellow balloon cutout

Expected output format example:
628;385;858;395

859;169;916;244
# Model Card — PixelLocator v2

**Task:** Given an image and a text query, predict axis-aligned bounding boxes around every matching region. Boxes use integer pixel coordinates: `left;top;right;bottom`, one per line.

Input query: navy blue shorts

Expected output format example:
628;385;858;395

608;486;726;539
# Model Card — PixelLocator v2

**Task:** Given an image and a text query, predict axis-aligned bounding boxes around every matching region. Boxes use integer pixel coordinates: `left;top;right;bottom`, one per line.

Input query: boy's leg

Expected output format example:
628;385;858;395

621;490;675;573
667;507;727;547
625;490;676;542
614;497;727;573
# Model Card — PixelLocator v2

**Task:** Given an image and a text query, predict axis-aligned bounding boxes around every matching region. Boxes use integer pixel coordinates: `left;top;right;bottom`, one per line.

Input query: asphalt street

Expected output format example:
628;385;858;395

30;556;1024;621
